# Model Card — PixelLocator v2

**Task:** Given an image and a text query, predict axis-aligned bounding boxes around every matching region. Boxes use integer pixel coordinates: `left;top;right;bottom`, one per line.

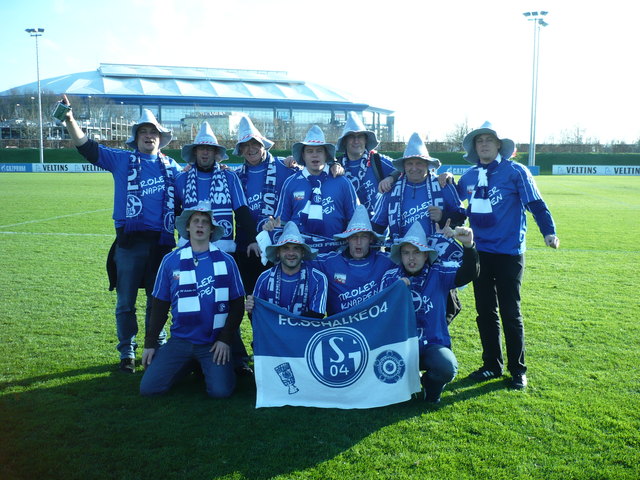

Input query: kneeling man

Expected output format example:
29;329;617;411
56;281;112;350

140;201;245;398
246;221;327;318
381;221;479;403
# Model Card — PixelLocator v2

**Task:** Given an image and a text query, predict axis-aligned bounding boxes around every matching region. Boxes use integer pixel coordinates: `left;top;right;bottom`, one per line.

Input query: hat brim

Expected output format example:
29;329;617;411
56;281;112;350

389;241;438;265
181;143;229;164
333;228;386;243
292;142;336;164
392;155;441;172
126;123;173;150
462;128;515;164
176;209;224;241
265;241;318;264
233;135;275;156
336;130;379;153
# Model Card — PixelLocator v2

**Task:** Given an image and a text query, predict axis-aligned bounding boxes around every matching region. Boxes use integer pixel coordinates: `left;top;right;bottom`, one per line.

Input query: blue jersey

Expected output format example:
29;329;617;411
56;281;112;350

341;152;395;216
253;264;328;316
381;264;456;348
153;247;245;345
175;168;247;210
372;176;464;241
233;153;299;230
275;170;358;241
175;168;248;248
95;145;181;230
311;250;395;315
456;160;544;255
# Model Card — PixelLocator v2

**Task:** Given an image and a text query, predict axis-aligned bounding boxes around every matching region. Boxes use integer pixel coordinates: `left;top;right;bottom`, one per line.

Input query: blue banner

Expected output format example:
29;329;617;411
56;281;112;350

252;280;420;409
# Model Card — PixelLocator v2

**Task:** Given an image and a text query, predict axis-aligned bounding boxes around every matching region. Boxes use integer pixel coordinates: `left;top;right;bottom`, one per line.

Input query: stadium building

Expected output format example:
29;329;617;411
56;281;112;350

0;63;394;147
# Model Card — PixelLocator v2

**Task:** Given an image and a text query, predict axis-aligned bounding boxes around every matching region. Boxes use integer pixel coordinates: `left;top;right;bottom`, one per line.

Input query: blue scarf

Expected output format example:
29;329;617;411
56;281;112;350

265;263;310;315
177;243;231;338
468;157;500;228
339;151;377;211
125;152;176;247
236;152;279;219
387;175;434;242
184;166;234;244
300;168;327;235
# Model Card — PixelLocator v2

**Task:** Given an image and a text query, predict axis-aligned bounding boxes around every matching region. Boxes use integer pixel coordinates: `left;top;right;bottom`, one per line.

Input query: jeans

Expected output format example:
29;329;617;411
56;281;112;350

420;343;458;401
140;337;236;397
114;236;167;359
473;252;526;376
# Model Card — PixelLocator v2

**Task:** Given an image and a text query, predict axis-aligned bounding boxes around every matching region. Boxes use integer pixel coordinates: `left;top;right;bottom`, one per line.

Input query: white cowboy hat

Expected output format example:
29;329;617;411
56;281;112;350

265;221;318;264
334;204;385;242
336;111;379;153
462;121;516;164
233;115;274;156
291;125;336;164
125;109;172;149
181;122;229;164
389;222;438;265
175;200;225;242
392;132;441;172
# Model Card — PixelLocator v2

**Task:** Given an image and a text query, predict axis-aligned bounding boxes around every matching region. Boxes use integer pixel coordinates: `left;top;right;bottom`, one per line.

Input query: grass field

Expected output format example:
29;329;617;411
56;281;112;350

0;173;638;480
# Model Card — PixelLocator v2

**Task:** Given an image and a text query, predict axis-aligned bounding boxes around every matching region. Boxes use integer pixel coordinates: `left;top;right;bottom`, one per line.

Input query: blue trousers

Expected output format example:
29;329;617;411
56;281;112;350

113;236;167;359
420;343;458;401
140;337;236;398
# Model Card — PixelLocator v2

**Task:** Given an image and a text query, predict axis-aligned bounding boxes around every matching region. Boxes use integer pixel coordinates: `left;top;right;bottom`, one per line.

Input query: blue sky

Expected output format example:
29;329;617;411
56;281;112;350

3;0;638;144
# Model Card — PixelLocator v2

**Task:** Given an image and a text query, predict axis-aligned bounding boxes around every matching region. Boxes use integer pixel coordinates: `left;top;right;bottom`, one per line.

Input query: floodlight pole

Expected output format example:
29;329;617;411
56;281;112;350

522;12;548;167
25;27;45;164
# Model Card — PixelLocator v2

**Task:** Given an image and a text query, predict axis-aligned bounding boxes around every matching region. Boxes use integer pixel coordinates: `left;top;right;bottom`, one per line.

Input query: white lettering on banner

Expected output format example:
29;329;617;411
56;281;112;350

0;164;28;172
553;165;640;176
278;301;388;328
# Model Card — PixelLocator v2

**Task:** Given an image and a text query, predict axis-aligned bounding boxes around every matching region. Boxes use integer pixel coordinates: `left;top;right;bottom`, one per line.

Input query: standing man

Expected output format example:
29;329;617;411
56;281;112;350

456;121;559;389
380;221;479;403
246;221;328;318
311;205;395;315
140;201;245;397
232;116;300;293
176;121;258;256
371;132;466;242
335;111;397;216
266;125;358;252
58;95;180;373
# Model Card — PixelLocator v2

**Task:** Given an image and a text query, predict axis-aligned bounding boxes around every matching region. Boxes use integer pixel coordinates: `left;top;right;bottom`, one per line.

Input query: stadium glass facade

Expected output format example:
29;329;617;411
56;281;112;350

0;63;394;147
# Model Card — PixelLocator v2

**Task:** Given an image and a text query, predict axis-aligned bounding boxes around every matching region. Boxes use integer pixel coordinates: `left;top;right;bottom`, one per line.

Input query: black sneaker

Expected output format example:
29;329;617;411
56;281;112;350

510;373;528;390
420;375;442;404
119;358;135;374
468;367;502;381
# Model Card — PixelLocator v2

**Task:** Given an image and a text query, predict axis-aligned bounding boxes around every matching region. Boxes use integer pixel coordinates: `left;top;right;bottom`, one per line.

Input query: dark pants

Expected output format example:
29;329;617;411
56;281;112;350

473;252;526;376
112;232;170;359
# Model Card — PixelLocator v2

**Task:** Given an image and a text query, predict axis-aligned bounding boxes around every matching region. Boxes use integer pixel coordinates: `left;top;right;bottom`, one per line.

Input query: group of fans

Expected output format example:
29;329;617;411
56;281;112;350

59;95;559;404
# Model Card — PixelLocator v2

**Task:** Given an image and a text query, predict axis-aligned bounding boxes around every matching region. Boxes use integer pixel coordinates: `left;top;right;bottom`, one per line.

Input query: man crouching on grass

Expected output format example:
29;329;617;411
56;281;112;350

140;201;245;397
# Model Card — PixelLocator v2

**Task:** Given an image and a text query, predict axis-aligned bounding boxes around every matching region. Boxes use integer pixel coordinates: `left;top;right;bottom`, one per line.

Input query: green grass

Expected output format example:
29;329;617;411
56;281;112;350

0;173;639;480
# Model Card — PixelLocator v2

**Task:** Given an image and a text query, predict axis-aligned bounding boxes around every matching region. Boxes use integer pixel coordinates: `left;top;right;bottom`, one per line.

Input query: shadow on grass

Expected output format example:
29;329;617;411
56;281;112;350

0;365;505;480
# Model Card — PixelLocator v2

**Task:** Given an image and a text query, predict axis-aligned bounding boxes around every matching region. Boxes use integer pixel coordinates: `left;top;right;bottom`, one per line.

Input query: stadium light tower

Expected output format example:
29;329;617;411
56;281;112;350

25;27;45;164
522;11;548;167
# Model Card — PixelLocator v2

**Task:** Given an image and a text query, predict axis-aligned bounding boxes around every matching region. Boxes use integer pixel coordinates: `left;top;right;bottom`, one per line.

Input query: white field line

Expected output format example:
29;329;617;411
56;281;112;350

0;208;111;228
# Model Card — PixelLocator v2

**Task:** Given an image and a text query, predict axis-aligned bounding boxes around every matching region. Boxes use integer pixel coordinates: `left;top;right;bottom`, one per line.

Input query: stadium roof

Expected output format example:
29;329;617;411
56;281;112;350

1;63;393;114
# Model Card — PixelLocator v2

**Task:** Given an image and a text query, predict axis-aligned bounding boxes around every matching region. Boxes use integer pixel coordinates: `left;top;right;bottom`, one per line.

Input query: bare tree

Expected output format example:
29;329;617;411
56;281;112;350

444;119;470;152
